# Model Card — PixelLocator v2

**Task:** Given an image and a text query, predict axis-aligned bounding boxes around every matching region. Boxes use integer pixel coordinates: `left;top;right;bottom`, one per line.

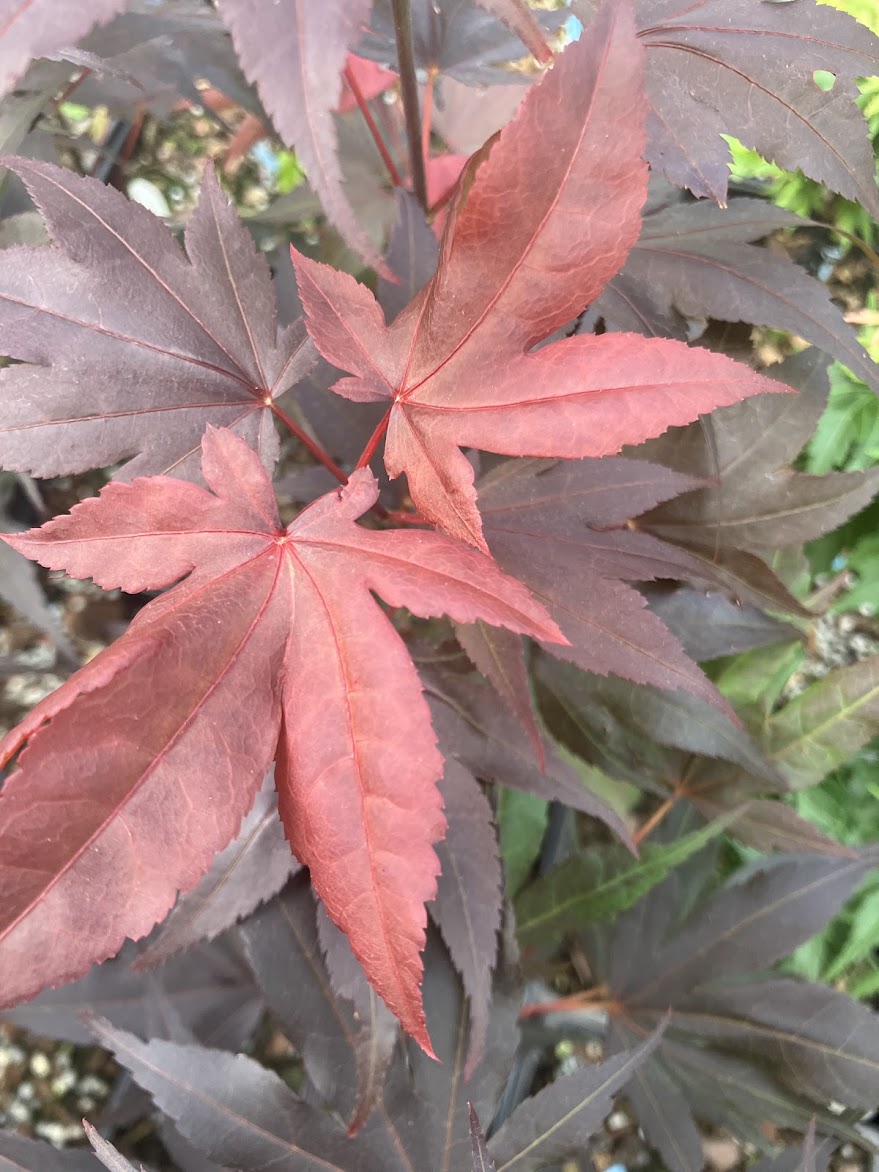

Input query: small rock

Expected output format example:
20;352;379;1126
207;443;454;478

127;178;171;218
703;1136;741;1172
29;1052;51;1078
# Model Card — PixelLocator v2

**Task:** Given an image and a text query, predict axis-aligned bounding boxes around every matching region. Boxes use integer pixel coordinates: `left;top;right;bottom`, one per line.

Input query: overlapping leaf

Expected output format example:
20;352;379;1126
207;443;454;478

574;0;879;215
0;0;127;97
359;0;562;87
636;350;879;609
592;194;879;396
95;918;660;1171
0;427;563;1051
0;161;314;481
577;850;879;1171
476;454;728;707
134;776;300;970
293;2;788;551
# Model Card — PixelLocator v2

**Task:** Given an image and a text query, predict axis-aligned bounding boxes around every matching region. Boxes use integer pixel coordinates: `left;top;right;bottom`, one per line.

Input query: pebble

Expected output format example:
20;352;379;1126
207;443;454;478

127;178;172;218
29;1052;51;1078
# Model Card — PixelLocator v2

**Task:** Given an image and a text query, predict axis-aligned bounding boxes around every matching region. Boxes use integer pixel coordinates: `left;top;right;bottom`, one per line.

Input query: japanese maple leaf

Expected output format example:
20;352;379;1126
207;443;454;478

290;0;790;551
0;428;563;1053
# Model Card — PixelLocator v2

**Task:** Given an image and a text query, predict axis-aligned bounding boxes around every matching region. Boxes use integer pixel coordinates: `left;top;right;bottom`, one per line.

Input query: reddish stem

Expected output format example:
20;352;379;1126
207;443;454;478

270;401;348;484
53;67;92;112
343;64;403;189
355;406;393;470
632;795;678;847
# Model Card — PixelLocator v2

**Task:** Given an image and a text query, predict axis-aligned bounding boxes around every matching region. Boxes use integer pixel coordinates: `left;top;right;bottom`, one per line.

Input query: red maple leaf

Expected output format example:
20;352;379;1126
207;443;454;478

0;428;563;1053
290;0;789;551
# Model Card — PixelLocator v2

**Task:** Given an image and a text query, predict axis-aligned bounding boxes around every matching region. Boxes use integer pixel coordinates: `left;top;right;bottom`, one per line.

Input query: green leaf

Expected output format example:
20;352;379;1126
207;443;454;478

765;655;879;788
710;640;804;725
824;880;879;981
497;788;548;899
515;810;740;947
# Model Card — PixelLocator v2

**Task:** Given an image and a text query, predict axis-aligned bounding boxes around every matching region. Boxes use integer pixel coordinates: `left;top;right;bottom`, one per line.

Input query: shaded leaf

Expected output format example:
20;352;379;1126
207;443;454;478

516;811;740;949
469;1104;497;1172
0;430;561;1051
134;777;299;970
214;0;385;274
764;655;879;789
425;664;634;848
376;189;438;324
82;1123;140;1172
2;938;260;1050
431;759;503;1077
573;0;879;214
498;788;548;898
455;620;541;756
595;197;879;395
643;584;801;662
488;1026;663;1169
0;536;76;661
0;0;127;98
0;162;315;481
88;1016;358;1171
0;1132;99;1170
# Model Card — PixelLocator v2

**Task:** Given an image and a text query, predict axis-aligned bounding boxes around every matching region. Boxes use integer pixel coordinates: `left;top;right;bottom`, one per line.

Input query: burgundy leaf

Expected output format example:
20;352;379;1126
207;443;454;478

87;1016;357;1171
454;621;542;758
316;902;399;1133
240;877;364;1121
471;0;552;63
425;664;634;849
573;0;879;214
0;0;128;97
488;1027;664;1168
134;777;299;971
643;585;801;663
376;189;439;325
596;197;879;395
0;1132;99;1170
0;161;315;481
0;429;562;1051
214;0;387;274
430;759;503;1078
2;939;259;1049
82;1123;140;1172
469;1104;497;1172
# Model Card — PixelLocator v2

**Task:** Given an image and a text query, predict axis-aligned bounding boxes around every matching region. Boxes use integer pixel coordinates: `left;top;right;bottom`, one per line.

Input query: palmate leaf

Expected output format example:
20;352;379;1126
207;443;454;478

579;850;879;1171
593;195;879;396
0;162;315;482
292;0;787;551
574;0;879;216
0;428;563;1053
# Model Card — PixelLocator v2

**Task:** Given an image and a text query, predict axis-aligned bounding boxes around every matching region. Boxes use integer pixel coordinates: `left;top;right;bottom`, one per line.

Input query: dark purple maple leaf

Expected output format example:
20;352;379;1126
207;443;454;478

0;0;128;97
0;427;563;1053
0;161;315;482
213;0;388;274
574;0;879;216
292;0;790;551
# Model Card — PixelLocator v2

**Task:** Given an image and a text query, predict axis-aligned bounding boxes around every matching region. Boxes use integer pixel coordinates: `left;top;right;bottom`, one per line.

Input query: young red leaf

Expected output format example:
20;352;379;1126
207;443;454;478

0;428;562;1053
0;0;129;97
293;2;790;549
0;161;314;481
214;0;387;275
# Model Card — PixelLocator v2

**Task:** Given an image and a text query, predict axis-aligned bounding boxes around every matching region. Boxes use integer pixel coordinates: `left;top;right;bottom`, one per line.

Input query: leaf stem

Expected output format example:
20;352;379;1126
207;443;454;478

343;64;403;189
355;405;393;470
270;401;348;484
391;0;428;209
632;795;678;846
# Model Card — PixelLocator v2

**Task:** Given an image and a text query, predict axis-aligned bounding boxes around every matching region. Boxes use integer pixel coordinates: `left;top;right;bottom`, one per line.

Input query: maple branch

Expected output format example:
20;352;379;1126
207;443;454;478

269;401;348;485
343;64;404;189
391;0;428;209
355;406;393;470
